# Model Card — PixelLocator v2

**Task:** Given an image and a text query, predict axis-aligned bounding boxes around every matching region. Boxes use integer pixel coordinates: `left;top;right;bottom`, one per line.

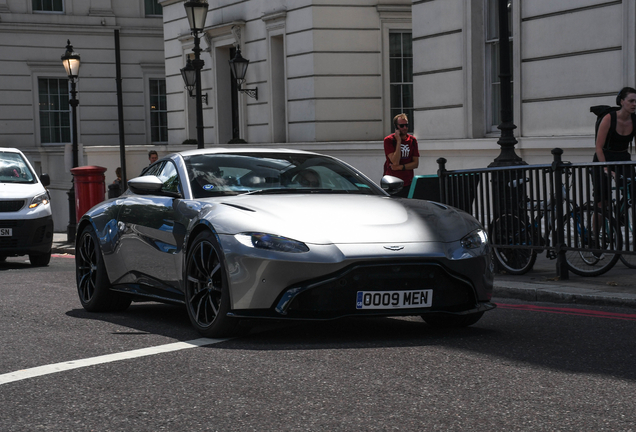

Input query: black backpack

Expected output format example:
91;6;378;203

590;105;636;151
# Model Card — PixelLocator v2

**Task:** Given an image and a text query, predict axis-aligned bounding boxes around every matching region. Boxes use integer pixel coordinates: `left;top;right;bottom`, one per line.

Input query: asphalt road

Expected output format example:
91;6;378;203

1;256;636;431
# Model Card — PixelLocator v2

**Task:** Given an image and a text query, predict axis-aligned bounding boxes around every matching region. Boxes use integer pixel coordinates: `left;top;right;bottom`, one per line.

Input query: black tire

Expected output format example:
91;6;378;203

76;225;131;312
565;207;620;276
620;255;636;268
29;251;51;267
0;255;6;262
422;312;484;328
490;215;537;275
620;254;636;269
184;230;238;338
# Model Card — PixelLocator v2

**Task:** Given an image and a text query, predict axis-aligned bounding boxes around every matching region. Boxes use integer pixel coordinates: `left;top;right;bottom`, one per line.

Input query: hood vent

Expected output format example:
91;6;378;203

221;202;256;212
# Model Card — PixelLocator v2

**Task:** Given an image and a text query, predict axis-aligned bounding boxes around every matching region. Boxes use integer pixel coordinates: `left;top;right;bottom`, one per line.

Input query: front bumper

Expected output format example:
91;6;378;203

0;216;53;256
228;261;495;320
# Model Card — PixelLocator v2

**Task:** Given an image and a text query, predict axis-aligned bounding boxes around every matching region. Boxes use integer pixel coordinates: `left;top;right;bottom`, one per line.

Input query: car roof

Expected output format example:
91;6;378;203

175;147;319;158
0;147;24;155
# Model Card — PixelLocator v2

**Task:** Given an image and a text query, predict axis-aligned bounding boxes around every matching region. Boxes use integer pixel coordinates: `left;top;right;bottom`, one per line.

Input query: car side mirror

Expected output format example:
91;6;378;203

381;175;404;195
128;175;181;198
39;173;50;187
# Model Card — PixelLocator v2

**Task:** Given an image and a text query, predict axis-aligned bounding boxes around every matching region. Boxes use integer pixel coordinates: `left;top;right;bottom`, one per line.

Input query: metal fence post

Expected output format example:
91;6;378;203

552;148;569;280
437;158;447;203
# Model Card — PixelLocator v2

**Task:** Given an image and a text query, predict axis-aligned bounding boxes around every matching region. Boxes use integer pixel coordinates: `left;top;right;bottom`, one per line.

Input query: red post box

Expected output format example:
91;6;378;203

71;166;107;221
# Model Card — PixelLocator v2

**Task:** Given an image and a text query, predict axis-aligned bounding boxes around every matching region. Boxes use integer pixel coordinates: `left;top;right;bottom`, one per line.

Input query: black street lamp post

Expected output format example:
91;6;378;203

183;0;209;149
490;0;524;167
61;40;81;243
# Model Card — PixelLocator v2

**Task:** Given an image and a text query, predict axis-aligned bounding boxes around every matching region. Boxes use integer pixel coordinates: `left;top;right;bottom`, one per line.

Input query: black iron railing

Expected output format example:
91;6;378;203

436;148;636;279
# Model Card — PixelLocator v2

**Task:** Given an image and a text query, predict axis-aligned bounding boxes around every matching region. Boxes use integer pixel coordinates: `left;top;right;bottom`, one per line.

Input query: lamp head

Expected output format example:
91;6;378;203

184;0;209;33
229;48;250;85
180;58;196;95
61;40;81;79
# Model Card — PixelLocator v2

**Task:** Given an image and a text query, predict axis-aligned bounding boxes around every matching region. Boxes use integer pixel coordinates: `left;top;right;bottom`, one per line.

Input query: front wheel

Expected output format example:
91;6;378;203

565;207;620;276
29;251;51;267
490;215;537;275
184;231;238;338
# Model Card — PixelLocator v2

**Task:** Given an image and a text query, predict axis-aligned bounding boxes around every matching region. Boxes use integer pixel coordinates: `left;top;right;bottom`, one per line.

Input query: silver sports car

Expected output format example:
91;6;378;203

75;148;495;337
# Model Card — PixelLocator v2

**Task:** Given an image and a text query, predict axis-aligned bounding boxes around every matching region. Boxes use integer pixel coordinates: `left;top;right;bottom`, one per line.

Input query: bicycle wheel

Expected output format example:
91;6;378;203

490;214;537;275
619;204;636;268
565;206;620;276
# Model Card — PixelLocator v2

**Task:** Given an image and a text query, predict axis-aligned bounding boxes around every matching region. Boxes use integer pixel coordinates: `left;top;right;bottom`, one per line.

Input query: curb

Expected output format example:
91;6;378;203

52;244;75;255
494;282;636;309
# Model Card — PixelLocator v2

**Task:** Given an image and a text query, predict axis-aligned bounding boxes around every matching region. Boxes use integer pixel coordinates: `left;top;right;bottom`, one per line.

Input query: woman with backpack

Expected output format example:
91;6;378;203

592;87;636;204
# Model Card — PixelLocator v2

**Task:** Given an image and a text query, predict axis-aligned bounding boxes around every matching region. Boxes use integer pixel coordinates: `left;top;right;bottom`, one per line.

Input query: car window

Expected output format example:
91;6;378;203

156;161;181;195
0;152;36;184
142;161;163;177
183;153;382;198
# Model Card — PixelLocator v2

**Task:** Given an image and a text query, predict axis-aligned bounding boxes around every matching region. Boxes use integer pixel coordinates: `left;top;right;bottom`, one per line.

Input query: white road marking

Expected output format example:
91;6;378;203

0;338;226;386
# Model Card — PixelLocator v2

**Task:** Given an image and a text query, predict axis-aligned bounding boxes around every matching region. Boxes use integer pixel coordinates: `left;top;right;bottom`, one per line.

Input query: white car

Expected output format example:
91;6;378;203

0;148;53;266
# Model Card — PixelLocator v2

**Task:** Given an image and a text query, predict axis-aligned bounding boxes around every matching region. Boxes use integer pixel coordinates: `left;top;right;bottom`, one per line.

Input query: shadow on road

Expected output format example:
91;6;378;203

65;299;636;382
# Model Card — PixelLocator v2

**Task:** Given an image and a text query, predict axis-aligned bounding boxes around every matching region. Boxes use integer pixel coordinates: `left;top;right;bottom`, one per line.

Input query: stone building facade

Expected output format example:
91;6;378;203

161;0;636;174
0;0;167;231
2;0;635;231
160;0;414;179
411;0;636;172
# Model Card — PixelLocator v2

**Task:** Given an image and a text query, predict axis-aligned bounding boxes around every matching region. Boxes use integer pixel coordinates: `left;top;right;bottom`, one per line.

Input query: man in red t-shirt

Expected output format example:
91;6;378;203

383;113;420;197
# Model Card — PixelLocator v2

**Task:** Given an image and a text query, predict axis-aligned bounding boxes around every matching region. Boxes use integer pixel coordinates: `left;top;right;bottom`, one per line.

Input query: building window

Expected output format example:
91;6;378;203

145;0;162;16
150;79;168;143
32;0;64;12
485;0;512;131
38;78;69;144
389;32;413;127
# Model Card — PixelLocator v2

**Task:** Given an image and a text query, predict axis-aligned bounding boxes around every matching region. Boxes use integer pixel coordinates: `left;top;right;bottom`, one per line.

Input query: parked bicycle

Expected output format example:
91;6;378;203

611;173;636;269
490;172;621;276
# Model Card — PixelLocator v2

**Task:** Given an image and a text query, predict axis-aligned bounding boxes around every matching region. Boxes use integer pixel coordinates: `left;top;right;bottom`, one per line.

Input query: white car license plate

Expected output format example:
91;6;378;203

0;228;12;237
356;289;433;310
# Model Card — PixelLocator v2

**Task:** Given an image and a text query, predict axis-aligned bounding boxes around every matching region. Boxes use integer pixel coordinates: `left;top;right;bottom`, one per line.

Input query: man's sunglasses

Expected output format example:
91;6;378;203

397;123;408;128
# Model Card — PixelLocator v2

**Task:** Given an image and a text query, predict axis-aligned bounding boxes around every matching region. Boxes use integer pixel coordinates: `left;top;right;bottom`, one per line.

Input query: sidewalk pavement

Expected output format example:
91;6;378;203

52;233;636;309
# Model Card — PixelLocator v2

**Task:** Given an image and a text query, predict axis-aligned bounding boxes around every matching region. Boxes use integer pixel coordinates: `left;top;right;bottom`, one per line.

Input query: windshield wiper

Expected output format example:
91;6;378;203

239;188;334;196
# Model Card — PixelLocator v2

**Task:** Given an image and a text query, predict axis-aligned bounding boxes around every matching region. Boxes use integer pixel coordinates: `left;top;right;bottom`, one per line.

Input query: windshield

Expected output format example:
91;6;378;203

183;152;383;198
0;152;36;184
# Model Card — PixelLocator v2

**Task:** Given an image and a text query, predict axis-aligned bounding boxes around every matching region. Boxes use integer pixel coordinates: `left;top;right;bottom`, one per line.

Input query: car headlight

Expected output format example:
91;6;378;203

460;229;488;249
235;233;309;253
28;192;50;209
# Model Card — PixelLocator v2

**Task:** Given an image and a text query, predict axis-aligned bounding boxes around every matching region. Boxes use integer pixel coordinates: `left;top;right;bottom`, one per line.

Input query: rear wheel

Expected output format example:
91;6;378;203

76;225;131;312
565;207;620;276
490;214;537;275
422;312;484;328
29;251;51;267
184;230;238;338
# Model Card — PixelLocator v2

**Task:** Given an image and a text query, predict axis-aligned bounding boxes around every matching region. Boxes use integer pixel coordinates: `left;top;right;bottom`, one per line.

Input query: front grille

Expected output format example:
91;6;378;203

0;200;25;212
283;262;476;318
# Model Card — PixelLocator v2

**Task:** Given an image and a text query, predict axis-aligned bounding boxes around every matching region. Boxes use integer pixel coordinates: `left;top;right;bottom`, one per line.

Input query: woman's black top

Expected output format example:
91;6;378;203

593;111;636;162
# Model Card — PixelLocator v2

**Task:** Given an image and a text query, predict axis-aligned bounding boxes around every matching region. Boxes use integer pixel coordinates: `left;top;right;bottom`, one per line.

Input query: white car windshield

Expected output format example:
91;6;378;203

184;153;382;198
0;152;36;184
